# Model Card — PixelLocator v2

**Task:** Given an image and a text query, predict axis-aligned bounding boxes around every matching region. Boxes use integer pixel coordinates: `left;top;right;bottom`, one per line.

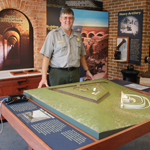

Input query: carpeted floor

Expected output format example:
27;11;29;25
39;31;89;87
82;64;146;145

0;121;28;150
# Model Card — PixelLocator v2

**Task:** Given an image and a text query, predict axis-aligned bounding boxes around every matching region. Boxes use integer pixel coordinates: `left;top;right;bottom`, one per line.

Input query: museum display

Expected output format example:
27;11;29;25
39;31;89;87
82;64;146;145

24;79;150;140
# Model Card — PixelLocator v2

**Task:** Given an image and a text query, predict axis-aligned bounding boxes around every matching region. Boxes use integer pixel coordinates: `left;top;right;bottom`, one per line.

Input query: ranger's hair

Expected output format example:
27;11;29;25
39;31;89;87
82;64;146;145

60;8;74;17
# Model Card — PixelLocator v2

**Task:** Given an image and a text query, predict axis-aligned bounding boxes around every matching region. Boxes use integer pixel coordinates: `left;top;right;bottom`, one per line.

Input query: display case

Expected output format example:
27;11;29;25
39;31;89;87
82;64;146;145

114;37;130;62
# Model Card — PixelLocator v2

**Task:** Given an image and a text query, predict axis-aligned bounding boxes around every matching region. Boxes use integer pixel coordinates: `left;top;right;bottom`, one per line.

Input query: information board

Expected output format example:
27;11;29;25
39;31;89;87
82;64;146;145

118;10;143;65
3;100;95;150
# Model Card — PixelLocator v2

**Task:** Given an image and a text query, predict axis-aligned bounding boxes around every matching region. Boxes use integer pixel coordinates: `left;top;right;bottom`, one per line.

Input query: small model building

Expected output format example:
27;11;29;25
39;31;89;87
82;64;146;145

121;91;150;109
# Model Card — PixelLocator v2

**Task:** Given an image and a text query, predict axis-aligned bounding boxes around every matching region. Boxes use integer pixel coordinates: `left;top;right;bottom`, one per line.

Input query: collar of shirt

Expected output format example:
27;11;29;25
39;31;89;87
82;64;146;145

59;26;78;38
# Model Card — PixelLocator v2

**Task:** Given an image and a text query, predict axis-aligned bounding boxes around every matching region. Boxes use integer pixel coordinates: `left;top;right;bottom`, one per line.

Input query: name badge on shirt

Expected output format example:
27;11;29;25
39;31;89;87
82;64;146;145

77;38;80;42
58;40;64;43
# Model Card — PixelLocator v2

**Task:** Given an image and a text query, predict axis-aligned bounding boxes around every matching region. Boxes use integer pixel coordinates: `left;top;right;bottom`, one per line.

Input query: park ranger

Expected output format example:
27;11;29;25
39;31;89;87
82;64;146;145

38;8;93;87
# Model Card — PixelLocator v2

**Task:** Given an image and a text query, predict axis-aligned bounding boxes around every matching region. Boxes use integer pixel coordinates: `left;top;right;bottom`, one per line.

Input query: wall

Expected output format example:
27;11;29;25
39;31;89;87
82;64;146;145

103;0;150;81
1;0;150;81
0;0;47;70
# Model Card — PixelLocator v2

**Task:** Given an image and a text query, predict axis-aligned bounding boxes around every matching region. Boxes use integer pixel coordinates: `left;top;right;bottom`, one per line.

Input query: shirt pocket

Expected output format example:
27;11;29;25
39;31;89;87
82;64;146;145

76;42;82;56
55;42;67;57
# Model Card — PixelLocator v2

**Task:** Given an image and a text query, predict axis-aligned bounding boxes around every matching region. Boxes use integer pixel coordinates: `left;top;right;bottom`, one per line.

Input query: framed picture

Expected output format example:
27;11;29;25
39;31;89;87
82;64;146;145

116;37;130;62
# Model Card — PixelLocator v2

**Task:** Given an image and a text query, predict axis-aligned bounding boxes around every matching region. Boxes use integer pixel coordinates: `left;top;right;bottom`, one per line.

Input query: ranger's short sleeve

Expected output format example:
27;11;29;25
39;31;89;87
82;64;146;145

40;30;54;58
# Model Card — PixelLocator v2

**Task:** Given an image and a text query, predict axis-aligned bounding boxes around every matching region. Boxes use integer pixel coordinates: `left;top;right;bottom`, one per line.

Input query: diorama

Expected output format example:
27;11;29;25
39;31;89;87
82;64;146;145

50;81;109;103
24;79;150;140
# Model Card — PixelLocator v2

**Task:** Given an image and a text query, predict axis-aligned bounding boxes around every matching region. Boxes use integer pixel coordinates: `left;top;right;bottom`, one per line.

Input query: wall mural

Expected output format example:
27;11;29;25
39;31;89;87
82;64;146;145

47;7;109;80
0;9;33;71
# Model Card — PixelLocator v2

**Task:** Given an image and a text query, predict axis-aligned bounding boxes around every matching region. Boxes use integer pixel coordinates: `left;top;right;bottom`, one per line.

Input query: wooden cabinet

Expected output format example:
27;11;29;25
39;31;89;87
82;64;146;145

0;75;42;96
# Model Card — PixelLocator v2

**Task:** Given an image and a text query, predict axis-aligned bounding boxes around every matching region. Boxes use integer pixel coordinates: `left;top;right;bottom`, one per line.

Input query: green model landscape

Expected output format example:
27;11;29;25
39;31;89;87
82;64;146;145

52;82;109;103
24;79;150;140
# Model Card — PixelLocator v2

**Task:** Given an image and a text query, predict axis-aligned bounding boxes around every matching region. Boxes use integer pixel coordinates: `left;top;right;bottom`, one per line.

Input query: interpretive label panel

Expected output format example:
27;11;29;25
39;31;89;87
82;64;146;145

4;101;95;150
118;10;143;65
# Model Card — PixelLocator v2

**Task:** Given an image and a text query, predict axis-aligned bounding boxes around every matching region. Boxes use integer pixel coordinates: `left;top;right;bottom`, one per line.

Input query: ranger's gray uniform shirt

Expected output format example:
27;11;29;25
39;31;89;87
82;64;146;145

40;26;86;68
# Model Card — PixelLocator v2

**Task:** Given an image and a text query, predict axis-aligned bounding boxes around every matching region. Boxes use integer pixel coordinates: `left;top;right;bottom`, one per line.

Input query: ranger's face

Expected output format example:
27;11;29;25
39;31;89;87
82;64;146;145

59;14;74;32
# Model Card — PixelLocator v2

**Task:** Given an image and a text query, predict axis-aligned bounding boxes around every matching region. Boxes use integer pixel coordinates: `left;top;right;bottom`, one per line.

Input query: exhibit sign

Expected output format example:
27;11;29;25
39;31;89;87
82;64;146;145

0;9;33;71
4;100;95;150
118;10;143;65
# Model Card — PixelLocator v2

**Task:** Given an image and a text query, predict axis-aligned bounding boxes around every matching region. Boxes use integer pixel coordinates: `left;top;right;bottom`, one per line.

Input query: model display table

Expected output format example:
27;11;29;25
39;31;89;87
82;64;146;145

24;79;150;140
1;79;150;150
